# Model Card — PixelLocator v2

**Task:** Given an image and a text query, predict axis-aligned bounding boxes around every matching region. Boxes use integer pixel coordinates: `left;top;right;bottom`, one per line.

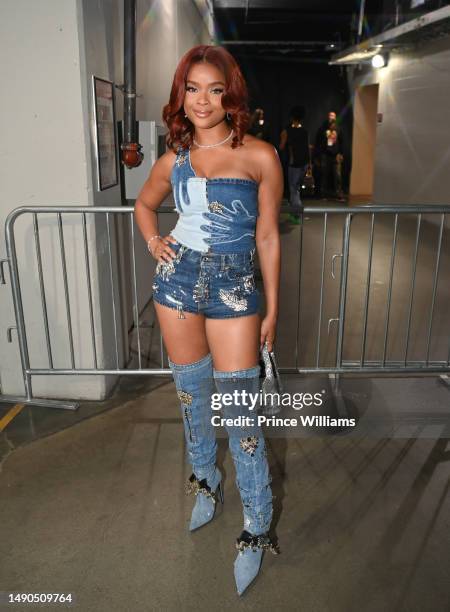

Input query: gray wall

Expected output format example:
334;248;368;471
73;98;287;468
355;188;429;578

0;0;211;400
0;0;99;400
348;36;450;209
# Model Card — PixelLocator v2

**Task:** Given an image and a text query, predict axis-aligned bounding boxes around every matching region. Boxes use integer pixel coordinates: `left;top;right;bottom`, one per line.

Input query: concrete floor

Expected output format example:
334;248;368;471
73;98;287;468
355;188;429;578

0;379;449;611
1;201;449;611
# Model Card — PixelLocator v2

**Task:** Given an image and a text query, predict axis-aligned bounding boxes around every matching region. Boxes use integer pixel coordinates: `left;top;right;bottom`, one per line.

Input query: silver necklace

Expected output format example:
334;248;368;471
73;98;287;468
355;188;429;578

193;129;234;149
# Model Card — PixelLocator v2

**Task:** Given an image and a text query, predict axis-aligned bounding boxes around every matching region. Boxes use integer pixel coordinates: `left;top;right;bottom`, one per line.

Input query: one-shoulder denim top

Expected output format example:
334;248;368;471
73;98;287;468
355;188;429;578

169;146;259;254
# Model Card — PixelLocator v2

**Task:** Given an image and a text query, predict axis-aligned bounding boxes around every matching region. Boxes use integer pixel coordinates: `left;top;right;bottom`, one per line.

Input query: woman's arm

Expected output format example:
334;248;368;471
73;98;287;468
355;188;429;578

134;150;178;263
279;129;287;151
255;143;284;351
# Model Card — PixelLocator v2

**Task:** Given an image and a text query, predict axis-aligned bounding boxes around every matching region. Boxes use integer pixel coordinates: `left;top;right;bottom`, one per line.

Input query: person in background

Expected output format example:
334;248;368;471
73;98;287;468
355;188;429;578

279;105;310;224
248;107;271;142
326;121;345;201
314;111;345;202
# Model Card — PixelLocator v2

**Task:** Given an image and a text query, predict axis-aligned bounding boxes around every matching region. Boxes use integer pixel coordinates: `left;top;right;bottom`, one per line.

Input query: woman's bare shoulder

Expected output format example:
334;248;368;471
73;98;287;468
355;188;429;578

241;134;280;172
151;148;178;182
242;134;277;156
159;148;178;169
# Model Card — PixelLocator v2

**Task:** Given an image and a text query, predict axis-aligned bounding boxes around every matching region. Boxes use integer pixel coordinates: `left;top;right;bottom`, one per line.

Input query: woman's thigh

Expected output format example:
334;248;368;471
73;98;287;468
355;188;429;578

155;302;209;365
205;313;260;371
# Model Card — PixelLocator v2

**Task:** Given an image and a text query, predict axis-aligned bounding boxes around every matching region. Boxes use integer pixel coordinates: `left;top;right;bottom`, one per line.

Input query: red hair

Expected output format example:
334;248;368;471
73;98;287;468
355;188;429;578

162;45;250;151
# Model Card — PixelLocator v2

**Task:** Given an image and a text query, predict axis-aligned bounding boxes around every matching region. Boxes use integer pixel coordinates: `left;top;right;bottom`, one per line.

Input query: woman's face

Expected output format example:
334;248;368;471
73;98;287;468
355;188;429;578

184;62;227;128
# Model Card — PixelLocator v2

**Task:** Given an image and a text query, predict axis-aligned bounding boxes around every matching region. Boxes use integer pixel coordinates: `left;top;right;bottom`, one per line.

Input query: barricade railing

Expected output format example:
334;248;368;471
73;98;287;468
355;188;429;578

292;205;450;377
0;204;449;410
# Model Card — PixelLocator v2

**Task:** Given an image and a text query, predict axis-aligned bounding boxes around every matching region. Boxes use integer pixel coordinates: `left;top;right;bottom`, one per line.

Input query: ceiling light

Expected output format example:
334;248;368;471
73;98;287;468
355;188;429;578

329;44;383;65
371;53;387;68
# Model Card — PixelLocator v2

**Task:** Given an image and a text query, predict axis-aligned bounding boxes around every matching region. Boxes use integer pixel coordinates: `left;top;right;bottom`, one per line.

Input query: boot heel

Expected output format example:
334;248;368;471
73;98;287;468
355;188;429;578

217;481;224;504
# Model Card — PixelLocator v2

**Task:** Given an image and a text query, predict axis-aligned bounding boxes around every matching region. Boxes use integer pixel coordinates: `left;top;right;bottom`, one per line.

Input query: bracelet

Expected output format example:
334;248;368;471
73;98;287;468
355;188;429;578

147;235;161;252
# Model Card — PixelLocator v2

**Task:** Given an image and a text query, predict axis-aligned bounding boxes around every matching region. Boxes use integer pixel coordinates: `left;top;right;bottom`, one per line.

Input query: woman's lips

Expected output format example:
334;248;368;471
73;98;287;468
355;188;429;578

194;111;212;118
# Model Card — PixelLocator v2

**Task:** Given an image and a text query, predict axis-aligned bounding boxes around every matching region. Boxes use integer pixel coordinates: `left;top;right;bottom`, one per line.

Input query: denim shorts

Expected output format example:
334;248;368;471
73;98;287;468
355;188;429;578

151;241;260;319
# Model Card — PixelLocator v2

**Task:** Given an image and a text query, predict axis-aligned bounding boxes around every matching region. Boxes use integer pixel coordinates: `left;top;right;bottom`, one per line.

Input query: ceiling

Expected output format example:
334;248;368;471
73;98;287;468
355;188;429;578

212;0;385;62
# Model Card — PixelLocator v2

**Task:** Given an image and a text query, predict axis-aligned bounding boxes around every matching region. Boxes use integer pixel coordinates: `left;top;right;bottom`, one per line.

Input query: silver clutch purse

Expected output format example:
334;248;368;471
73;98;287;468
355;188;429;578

259;342;283;416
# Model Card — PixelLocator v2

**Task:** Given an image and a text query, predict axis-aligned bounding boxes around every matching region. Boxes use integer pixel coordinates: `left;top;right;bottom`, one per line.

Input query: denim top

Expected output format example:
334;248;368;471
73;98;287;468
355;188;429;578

169;146;259;254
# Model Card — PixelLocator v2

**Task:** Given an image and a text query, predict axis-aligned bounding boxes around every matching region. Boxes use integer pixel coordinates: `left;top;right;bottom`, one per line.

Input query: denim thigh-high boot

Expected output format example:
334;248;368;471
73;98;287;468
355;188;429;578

169;354;223;531
213;365;279;596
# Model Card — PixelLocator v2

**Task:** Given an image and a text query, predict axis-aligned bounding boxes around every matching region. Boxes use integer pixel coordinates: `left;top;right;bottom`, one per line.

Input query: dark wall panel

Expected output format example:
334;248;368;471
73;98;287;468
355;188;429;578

236;57;353;191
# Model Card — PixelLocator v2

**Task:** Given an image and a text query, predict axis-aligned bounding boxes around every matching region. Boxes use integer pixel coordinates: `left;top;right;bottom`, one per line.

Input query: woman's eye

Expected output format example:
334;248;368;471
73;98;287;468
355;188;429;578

185;86;223;94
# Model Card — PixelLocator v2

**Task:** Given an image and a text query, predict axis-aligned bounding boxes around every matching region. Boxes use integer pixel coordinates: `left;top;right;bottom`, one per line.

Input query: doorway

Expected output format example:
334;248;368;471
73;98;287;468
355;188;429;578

350;83;379;203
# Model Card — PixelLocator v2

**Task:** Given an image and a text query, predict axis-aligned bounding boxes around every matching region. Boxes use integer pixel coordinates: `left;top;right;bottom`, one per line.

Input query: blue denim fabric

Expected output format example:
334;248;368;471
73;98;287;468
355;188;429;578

169;355;273;536
170;146;259;254
214;366;273;535
169;353;217;483
288;164;308;208
152;242;260;319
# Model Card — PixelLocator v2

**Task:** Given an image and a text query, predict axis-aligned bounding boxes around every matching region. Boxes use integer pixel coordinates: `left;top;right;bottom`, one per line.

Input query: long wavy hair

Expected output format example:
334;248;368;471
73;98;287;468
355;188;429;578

162;45;250;151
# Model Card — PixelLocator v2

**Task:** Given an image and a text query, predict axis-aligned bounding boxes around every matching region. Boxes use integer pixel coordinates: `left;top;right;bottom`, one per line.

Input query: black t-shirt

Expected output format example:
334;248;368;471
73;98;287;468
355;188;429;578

286;125;309;167
315;121;344;156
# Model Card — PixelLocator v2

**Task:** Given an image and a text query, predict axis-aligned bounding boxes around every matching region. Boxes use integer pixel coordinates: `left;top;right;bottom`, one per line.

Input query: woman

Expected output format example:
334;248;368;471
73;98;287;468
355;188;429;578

135;45;283;596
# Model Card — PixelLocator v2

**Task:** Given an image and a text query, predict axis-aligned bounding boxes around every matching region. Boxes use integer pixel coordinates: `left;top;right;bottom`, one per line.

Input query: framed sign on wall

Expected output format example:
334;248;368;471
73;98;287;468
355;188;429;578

92;76;118;190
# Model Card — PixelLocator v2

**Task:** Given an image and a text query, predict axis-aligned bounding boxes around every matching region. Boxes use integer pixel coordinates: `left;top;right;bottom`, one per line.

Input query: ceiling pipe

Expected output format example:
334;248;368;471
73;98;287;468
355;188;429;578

221;40;339;46
121;0;143;169
357;0;366;43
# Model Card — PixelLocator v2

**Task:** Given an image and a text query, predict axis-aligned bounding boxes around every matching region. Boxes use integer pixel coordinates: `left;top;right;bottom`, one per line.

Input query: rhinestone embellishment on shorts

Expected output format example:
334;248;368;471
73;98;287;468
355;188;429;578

219;288;248;312
156;259;175;281
193;276;210;303
242;274;255;293
155;246;185;281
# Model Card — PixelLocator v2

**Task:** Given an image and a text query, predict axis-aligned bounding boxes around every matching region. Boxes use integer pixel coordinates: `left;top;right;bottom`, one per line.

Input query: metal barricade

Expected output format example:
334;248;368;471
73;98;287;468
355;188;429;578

0;204;449;410
290;205;449;377
1;206;175;409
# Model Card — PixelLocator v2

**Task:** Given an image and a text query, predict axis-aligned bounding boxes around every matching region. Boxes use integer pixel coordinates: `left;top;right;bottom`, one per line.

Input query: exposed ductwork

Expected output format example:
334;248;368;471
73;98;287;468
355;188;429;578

121;0;143;169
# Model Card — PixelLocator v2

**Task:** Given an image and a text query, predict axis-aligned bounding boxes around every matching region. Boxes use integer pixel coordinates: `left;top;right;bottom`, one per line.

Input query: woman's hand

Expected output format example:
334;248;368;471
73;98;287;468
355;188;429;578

260;314;277;352
149;234;178;263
